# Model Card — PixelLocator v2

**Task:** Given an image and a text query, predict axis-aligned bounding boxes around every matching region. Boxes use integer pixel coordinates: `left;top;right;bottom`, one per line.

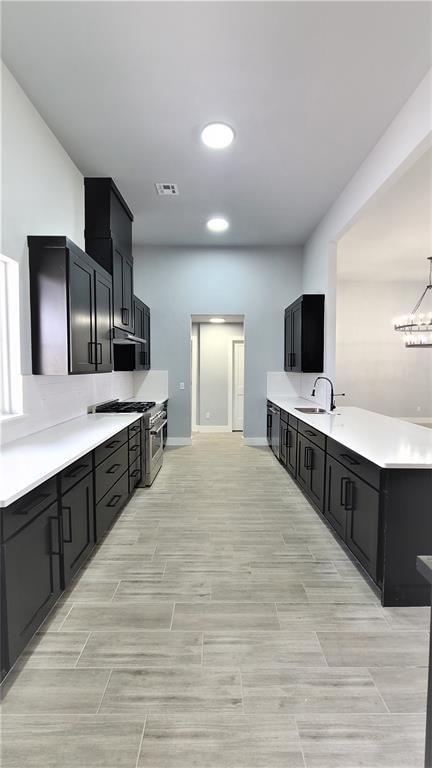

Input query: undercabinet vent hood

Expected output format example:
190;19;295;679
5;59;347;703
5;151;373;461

112;328;147;345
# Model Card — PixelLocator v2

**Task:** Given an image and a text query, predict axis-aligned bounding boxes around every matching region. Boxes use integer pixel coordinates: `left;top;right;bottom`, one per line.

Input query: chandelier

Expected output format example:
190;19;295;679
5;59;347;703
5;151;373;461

393;257;432;348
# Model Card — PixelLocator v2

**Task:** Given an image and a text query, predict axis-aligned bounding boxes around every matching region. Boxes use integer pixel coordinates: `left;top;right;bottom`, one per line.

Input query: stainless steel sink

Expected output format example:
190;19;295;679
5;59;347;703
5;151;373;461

295;407;327;414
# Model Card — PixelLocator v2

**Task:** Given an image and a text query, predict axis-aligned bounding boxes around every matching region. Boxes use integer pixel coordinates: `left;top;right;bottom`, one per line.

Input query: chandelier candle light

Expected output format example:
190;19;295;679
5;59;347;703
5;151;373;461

393;257;432;348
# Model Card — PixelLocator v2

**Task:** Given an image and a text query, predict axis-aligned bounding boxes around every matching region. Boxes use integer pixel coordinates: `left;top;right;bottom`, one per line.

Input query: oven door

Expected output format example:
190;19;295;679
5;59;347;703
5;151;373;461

146;417;167;484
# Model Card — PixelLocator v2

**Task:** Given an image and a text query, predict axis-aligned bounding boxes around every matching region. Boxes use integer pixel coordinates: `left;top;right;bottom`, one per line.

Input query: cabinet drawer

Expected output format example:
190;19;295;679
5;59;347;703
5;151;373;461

95;442;128;503
94;428;128;467
298;420;326;451
128;432;141;464
60;452;93;495
2;477;58;542
128;421;141;438
288;414;298;430
327;438;381;491
129;457;141;493
280;409;289;425
95;470;129;540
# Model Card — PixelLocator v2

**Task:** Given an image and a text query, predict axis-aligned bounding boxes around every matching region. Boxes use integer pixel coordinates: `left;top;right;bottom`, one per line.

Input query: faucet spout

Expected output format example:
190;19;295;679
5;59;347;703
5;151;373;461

310;376;345;412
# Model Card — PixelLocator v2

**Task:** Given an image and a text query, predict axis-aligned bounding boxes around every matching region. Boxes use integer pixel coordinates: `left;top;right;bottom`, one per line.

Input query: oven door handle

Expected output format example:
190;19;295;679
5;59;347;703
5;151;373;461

150;419;168;435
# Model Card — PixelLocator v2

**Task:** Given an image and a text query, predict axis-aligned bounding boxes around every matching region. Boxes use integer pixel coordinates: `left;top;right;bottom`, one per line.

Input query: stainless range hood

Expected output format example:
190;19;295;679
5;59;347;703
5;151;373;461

112;328;147;345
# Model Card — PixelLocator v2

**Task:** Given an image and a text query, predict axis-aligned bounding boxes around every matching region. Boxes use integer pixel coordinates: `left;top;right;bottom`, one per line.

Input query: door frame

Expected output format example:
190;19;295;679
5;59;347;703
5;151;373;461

228;337;244;432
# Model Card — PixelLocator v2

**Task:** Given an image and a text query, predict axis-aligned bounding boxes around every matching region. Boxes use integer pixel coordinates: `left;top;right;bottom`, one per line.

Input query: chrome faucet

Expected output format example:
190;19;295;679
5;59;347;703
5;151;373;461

311;376;345;412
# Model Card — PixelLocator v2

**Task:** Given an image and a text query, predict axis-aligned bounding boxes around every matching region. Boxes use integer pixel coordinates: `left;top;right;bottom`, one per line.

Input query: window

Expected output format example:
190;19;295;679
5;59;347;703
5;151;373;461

0;253;22;416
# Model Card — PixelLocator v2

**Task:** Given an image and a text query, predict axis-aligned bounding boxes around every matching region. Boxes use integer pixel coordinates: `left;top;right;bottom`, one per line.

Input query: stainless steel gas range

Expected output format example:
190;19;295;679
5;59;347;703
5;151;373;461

94;400;167;486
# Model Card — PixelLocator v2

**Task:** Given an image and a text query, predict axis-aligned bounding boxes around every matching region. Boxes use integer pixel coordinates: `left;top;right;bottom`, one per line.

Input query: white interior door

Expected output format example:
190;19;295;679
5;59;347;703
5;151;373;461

232;340;244;431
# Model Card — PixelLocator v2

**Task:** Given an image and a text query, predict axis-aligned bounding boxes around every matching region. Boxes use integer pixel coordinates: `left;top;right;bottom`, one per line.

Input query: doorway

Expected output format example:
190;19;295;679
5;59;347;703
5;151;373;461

231;339;244;431
191;314;245;433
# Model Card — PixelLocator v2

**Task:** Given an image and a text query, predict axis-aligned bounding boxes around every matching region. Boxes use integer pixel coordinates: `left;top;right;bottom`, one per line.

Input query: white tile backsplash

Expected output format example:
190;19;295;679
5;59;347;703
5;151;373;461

0;372;134;445
266;371;301;401
133;370;168;402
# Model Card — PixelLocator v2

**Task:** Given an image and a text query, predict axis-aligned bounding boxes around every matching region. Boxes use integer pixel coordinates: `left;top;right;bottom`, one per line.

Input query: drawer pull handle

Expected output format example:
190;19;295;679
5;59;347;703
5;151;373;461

340;453;359;466
304;446;314;470
305;429;317;437
106;463;121;475
64;463;88;479
106;439;121;449
130;469;140;478
62;506;73;543
49;516;63;556
129;444;139;452
107;493;122;508
13;491;51;515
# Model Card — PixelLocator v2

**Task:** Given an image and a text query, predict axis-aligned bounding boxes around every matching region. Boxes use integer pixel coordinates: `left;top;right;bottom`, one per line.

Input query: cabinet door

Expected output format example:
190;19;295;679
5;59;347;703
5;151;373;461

61;474;95;588
286;424;297;477
325;456;348;539
95;269;113;372
3;502;61;669
122;256;134;332
95;470;129;541
284;310;292;371
113;247;124;329
345;477;380;581
69;252;95;373
134;300;145;370
308;442;326;510
143;308;151;370
279;423;287;467
291;301;302;372
296;433;310;492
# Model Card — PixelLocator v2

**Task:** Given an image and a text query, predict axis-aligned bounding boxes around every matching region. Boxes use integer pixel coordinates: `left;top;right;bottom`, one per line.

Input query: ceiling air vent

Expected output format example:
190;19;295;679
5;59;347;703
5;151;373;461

155;183;179;196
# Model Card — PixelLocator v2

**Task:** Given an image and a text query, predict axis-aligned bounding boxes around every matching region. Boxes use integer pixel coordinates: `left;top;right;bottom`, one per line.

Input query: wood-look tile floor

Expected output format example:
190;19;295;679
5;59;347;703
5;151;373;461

1;434;429;767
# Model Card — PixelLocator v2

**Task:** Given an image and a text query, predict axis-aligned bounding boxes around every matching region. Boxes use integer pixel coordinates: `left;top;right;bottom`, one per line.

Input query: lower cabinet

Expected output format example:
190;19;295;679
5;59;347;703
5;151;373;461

95;470;129;541
129;457;141;493
344;472;380;582
324;456;348;539
325;455;379;581
60;472;95;588
296;433;325;510
2;501;62;672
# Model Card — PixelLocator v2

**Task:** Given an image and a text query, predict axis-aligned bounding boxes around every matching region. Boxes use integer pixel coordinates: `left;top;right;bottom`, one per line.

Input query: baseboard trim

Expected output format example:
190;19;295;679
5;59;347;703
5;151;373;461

166;437;192;446
242;437;268;446
194;425;232;433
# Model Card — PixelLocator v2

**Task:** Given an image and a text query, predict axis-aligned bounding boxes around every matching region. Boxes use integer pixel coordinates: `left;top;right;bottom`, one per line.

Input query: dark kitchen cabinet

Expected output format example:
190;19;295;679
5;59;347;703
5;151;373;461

28;236;113;375
296;432;325;510
113;296;151;372
325;455;348;539
60;472;95;588
84;178;134;335
2;501;62;671
284;294;324;373
345;473;380;582
95;470;129;541
286;422;297;477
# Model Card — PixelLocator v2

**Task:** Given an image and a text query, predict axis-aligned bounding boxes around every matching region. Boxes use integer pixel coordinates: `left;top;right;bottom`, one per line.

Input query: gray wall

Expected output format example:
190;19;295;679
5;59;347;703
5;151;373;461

133;246;302;439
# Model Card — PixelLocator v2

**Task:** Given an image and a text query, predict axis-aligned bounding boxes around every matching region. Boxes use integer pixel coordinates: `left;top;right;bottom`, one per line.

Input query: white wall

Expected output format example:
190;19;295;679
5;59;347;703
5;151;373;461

301;69;432;409
133;246;302;440
336;280;432;420
1;64;133;444
193;322;244;429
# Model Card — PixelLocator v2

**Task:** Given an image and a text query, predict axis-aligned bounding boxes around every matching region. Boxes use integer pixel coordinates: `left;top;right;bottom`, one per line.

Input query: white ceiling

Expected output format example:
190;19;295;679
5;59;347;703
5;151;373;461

2;1;431;247
338;148;432;282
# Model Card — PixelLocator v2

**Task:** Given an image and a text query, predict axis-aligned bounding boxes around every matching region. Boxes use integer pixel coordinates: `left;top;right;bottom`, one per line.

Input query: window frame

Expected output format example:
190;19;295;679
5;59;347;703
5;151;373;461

0;253;22;417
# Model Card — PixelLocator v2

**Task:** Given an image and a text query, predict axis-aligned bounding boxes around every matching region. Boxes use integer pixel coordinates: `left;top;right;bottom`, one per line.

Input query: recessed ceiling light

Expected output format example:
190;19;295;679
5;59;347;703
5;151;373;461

209;317;225;324
207;217;229;233
201;122;234;149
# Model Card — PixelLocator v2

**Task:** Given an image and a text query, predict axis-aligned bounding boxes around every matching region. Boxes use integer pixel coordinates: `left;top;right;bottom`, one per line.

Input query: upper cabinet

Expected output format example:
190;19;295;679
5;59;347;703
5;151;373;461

284;294;324;373
28;236;113;375
84;178;134;335
112;296;151;372
134;297;151;371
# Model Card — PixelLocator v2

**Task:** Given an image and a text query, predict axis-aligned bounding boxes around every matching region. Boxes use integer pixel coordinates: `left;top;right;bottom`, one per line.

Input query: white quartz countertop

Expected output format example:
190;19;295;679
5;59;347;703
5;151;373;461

268;397;432;469
0;413;142;507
